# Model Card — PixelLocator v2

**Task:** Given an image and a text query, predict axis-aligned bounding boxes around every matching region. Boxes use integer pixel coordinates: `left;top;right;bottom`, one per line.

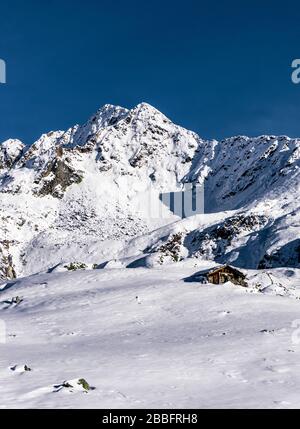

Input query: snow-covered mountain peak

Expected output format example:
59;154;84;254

72;102;167;149
79;103;129;134
0;103;299;279
0;102;207;201
130;102;170;120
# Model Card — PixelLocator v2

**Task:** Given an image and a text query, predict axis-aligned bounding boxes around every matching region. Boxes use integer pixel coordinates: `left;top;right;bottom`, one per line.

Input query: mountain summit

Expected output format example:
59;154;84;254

0;103;299;279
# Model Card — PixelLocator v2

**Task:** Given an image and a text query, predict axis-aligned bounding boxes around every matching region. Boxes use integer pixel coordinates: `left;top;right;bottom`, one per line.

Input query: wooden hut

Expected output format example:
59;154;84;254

192;265;247;286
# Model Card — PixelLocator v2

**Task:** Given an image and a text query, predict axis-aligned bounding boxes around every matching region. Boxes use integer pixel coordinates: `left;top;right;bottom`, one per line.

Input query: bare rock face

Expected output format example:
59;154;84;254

186;214;268;261
34;158;83;199
0;241;16;280
146;232;186;264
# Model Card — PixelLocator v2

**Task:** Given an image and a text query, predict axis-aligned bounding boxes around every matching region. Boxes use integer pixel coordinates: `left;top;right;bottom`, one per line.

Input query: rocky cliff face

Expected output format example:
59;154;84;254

0;102;299;278
185;134;300;212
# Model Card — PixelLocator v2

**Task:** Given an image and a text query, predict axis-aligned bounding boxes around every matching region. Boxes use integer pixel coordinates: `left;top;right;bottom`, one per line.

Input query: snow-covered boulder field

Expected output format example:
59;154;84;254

0;102;300;408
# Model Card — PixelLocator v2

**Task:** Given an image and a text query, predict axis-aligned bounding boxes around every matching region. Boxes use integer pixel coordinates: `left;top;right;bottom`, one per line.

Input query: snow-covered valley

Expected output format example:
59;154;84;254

0;102;300;408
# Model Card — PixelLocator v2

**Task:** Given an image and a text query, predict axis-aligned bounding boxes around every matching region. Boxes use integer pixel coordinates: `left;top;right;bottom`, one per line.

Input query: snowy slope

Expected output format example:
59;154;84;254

1;262;300;409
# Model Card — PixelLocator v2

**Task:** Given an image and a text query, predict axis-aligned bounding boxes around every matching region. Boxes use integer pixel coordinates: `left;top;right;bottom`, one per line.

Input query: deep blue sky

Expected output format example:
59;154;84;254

1;0;300;144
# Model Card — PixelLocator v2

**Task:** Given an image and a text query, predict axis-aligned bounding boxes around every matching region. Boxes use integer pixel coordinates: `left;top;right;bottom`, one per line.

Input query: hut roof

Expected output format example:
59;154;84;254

210;265;245;276
194;265;246;278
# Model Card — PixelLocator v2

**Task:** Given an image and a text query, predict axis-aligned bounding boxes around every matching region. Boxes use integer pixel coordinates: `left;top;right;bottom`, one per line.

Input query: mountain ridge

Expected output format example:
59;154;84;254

0;102;299;279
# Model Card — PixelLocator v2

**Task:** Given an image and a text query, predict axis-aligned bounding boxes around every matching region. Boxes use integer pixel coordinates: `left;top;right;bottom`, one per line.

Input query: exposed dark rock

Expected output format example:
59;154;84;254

186;214;268;260
147;233;184;263
0;241;16;280
64;262;88;271
35;159;83;198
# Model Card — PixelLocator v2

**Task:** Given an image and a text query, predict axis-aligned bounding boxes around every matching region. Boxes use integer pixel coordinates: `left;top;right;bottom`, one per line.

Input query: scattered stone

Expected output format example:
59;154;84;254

78;378;91;391
260;329;275;334
53;378;95;393
10;364;32;373
64;262;87;271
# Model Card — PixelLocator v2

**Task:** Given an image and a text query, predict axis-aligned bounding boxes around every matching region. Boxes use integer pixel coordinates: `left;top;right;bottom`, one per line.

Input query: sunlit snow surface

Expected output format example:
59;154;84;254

0;261;300;409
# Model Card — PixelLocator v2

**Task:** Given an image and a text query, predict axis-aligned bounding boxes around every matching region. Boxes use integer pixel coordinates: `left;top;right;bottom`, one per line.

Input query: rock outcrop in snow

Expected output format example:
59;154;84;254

0;139;25;170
